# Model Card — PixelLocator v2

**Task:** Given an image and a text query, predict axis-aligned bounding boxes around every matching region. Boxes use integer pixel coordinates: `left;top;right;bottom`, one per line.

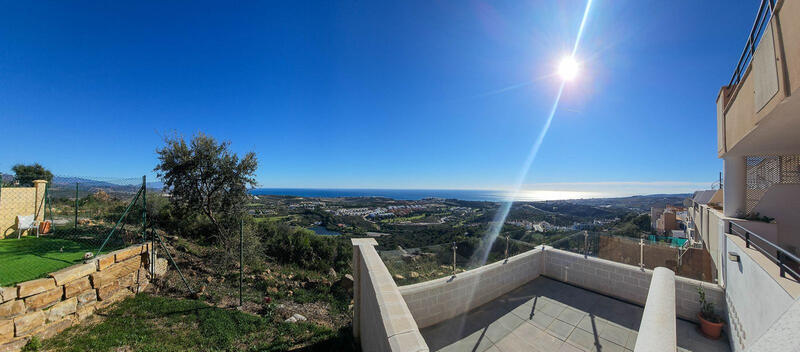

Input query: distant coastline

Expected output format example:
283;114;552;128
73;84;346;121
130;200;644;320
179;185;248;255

250;188;503;201
250;188;691;202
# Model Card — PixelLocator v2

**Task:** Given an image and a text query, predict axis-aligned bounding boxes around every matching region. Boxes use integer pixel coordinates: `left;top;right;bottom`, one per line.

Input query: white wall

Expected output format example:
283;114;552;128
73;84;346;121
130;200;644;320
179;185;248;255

543;248;723;322
399;247;542;328
751;184;800;256
745;296;800;352
352;240;428;352
723;236;796;352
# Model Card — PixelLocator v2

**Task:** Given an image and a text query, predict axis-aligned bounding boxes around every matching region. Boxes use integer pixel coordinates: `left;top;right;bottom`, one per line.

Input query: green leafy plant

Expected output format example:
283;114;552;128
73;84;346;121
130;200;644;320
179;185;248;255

743;212;775;223
698;286;721;323
21;336;41;352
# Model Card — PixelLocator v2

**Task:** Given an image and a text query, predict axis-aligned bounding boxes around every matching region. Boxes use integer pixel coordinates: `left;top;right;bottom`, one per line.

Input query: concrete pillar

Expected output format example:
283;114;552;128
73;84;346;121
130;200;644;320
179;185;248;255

723;156;746;218
33;180;47;222
634;267;676;352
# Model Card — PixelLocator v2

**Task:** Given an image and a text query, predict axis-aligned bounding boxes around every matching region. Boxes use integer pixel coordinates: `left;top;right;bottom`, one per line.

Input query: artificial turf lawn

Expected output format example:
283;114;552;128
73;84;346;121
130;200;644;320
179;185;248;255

0;236;96;286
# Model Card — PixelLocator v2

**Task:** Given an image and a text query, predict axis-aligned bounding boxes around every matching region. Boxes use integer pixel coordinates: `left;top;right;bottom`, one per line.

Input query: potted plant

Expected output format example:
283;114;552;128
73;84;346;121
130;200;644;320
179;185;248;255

697;286;724;339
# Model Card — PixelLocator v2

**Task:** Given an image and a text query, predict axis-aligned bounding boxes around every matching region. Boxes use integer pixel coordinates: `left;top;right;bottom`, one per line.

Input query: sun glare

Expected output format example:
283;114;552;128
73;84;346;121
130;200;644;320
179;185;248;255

558;56;579;81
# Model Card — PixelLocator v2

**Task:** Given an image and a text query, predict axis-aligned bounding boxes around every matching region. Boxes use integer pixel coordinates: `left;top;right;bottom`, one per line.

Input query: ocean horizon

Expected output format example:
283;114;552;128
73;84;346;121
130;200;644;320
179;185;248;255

249;188;647;202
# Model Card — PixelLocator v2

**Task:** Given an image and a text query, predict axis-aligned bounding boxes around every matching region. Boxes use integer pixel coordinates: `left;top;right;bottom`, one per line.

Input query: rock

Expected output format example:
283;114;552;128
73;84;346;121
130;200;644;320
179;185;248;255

284;313;307;323
153;258;168;277
409;271;420;278
337;274;354;290
0;300;25;320
16;278;56;298
50;263;96;286
90;190;111;202
46;297;77;323
64;277;92;299
392;274;405;280
24;287;63;310
328;268;337;277
14;310;46;336
0;287;17;303
0;319;13;344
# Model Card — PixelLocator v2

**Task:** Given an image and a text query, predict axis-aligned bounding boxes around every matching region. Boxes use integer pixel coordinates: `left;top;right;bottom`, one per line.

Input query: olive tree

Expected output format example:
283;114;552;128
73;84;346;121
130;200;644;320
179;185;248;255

11;163;53;186
154;133;257;243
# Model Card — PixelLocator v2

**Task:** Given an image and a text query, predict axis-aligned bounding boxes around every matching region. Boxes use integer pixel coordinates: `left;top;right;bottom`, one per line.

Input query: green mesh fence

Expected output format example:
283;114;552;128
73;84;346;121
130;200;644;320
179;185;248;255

0;174;154;286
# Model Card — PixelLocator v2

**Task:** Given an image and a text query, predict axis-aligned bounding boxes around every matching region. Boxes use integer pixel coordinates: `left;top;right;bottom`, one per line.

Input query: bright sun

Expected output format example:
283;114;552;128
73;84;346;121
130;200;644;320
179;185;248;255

558;56;579;81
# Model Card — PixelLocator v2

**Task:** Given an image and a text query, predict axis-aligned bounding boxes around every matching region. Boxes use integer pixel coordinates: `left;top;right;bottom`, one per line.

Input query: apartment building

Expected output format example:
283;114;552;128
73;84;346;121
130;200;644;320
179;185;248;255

348;1;800;351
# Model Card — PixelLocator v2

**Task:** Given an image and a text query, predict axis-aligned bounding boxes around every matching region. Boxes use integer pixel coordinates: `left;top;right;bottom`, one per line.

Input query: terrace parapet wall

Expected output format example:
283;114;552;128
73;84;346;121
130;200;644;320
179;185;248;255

541;247;724;323
351;238;428;352
0;243;153;351
399;246;543;329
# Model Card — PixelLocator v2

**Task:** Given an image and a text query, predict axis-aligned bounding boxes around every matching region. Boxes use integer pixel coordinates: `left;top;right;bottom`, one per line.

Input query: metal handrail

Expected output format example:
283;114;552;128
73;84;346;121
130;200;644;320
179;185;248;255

727;0;776;88
729;221;800;281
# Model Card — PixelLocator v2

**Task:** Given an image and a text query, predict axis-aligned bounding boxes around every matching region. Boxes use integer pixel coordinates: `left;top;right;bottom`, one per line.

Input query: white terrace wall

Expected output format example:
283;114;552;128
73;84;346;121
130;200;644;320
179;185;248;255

542;247;724;323
723;235;798;352
399;247;543;329
0;244;152;351
0;181;47;239
351;239;428;352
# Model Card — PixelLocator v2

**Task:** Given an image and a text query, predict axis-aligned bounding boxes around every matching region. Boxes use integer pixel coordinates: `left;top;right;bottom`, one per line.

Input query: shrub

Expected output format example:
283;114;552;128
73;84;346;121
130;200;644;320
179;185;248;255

258;222;351;273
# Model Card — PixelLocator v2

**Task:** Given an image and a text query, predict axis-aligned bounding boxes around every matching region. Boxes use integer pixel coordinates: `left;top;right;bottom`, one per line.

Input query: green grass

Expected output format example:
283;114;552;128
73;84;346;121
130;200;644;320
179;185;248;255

0;237;95;286
43;294;355;352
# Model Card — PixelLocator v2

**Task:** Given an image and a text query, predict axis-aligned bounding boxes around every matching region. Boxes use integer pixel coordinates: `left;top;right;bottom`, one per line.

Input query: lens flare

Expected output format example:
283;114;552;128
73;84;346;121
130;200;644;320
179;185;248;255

471;0;594;267
558;56;579;81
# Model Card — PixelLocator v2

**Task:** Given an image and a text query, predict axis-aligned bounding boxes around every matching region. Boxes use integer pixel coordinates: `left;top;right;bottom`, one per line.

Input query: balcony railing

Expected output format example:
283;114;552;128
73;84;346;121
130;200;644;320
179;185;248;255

729;221;800;281
728;0;776;88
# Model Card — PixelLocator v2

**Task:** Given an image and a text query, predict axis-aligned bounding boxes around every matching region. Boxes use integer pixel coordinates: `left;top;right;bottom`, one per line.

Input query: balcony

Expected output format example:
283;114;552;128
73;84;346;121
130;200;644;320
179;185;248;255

687;197;800;351
351;237;731;351
420;276;727;352
716;0;800;157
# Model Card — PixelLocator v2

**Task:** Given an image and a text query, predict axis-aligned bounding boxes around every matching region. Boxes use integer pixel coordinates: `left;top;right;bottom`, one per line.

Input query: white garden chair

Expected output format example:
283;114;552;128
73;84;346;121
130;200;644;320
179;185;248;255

16;215;38;239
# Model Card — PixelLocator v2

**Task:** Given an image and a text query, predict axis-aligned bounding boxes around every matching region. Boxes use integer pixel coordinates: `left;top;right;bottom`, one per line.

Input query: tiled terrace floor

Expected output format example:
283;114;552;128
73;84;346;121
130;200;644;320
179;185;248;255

420;277;729;352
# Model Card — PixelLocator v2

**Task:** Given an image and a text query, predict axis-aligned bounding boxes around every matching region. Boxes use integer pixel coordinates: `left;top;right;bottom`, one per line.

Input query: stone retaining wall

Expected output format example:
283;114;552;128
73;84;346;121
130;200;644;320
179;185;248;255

0;244;152;351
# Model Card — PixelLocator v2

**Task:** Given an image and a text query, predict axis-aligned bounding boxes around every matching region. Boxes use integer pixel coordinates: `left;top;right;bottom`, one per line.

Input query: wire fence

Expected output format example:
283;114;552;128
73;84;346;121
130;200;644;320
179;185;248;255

379;235;543;286
0;174;192;291
549;231;717;282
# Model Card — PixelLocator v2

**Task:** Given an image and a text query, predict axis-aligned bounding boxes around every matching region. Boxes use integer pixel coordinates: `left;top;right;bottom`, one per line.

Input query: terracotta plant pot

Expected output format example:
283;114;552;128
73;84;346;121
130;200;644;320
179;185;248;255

38;221;51;235
698;313;724;339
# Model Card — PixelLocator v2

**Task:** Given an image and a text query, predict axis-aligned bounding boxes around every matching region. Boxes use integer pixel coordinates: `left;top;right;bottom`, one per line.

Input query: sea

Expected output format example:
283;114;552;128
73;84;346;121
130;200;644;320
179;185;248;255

249;188;604;202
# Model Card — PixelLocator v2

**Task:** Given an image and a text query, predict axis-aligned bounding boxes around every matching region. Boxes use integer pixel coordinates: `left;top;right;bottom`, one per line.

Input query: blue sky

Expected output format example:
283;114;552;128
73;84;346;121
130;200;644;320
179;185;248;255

0;1;757;194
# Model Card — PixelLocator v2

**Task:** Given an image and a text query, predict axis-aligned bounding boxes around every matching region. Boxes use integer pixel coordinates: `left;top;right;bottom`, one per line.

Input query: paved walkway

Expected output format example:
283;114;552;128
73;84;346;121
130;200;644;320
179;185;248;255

420;277;729;352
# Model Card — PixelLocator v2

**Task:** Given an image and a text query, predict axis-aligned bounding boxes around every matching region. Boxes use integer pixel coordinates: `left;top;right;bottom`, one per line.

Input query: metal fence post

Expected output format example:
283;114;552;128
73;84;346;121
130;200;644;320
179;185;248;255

583;231;589;256
505;236;509;262
240;218;244;307
142;176;147;244
451;242;457;277
74;182;79;231
639;236;644;269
